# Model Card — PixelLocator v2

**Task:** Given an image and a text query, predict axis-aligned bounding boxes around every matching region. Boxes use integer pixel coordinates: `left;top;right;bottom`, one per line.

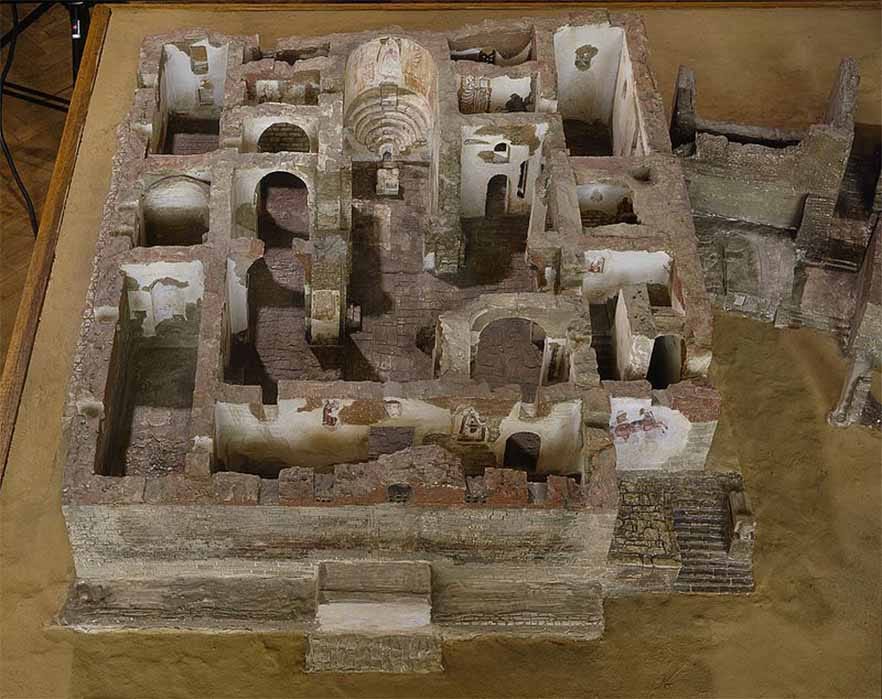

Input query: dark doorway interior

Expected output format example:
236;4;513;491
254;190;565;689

485;174;508;217
258;171;309;243
503;431;541;474
563;118;613;156
646;335;683;389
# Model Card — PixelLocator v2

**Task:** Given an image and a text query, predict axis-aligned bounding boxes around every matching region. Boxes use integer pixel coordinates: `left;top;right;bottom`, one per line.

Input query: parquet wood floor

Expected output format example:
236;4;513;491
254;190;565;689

0;4;72;369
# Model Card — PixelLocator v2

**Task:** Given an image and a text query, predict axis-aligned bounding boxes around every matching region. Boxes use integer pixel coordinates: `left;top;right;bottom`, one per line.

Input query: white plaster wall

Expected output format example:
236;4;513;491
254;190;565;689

609;396;691;470
610;39;645;156
495;399;583;475
460;123;547;218
215;397;451;469
613;289;653;381
226;258;248;335
488;76;532;111
582;249;672;299
613;293;632;381
216;395;584;476
527;178;547;238
159;40;229;115
121;261;205;336
552;25;624;125
576;183;631;216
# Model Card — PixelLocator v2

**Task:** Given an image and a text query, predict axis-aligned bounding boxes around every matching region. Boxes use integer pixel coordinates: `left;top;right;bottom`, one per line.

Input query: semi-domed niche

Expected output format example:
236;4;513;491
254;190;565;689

344;36;436;158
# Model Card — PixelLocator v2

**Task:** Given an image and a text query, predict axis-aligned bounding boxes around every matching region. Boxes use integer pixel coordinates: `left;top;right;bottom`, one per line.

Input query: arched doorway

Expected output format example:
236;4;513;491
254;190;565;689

647;334;683;389
141;176;210;246
473;317;543;401
256;171;309;245
257;123;311;153
236;172;311;404
485;174;508;217
503;432;541;474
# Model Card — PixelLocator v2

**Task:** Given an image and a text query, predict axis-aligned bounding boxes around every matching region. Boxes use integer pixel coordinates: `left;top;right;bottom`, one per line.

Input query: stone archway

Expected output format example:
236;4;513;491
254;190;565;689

473;317;544;400
256;171;309;245
485;174;508;217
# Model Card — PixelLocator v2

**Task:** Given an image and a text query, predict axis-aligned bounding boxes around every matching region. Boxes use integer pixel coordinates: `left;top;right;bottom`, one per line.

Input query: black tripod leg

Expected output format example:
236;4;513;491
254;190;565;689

67;2;92;81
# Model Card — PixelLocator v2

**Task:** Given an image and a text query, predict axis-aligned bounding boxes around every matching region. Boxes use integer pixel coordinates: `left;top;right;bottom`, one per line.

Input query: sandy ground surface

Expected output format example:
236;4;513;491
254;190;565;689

2;314;879;698
1;6;880;698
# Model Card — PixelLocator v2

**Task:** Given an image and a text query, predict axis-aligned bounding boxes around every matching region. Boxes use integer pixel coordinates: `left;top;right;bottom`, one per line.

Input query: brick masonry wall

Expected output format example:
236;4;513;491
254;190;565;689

257;122;311;153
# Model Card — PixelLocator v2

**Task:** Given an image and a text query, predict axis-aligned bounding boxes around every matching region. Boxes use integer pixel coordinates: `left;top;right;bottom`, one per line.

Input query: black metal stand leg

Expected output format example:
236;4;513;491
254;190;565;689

4;81;70;112
66;2;92;81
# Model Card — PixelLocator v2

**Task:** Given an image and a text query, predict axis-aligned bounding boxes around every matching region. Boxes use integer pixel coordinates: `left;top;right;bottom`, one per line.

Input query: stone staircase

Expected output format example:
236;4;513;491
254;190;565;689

672;491;754;593
306;561;443;673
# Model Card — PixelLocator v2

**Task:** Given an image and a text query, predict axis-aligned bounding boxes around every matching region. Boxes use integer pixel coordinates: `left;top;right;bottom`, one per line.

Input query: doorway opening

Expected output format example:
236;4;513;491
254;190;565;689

485;174;508;217
647;335;683;389
503;432;541;475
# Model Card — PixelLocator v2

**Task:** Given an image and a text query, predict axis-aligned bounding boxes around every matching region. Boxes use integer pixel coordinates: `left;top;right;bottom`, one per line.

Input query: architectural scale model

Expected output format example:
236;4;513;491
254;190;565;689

58;11;879;673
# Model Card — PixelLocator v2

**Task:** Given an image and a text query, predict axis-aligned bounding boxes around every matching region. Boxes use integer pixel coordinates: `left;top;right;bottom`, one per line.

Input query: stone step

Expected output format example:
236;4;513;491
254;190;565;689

673;520;727;532
318;560;431;597
672;497;727;508
675;568;753;582
673;581;755;593
315;598;432;633
676;537;727;550
675;530;727;543
675;573;754;587
681;553;751;567
672;506;727;517
677;542;728;555
674;520;727;531
431;568;604;640
306;629;443;673
308;561;441;672
673;506;727;517
681;565;752;577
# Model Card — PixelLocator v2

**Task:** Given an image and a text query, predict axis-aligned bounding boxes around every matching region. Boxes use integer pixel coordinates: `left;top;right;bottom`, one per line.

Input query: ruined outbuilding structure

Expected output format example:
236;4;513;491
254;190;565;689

60;14;758;672
672;60;882;428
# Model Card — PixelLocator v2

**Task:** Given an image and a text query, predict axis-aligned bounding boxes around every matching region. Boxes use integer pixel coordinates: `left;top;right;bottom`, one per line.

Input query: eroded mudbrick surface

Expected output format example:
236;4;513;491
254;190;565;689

58;11;879;673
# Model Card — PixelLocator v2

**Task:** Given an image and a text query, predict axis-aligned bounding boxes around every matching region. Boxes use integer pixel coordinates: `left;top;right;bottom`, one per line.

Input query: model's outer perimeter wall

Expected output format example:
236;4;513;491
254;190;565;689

2;5;880;698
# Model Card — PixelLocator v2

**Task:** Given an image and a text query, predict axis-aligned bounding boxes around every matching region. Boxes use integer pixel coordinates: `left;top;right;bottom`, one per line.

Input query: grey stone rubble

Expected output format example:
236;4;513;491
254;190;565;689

58;12;770;673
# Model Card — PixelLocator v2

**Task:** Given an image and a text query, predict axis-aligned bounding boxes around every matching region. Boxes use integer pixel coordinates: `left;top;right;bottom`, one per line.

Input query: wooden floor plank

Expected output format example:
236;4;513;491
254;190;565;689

0;3;72;366
0;4;110;477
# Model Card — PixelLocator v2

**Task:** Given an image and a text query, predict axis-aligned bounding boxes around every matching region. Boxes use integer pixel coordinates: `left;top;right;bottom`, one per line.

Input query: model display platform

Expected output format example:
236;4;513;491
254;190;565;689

57;11;878;674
